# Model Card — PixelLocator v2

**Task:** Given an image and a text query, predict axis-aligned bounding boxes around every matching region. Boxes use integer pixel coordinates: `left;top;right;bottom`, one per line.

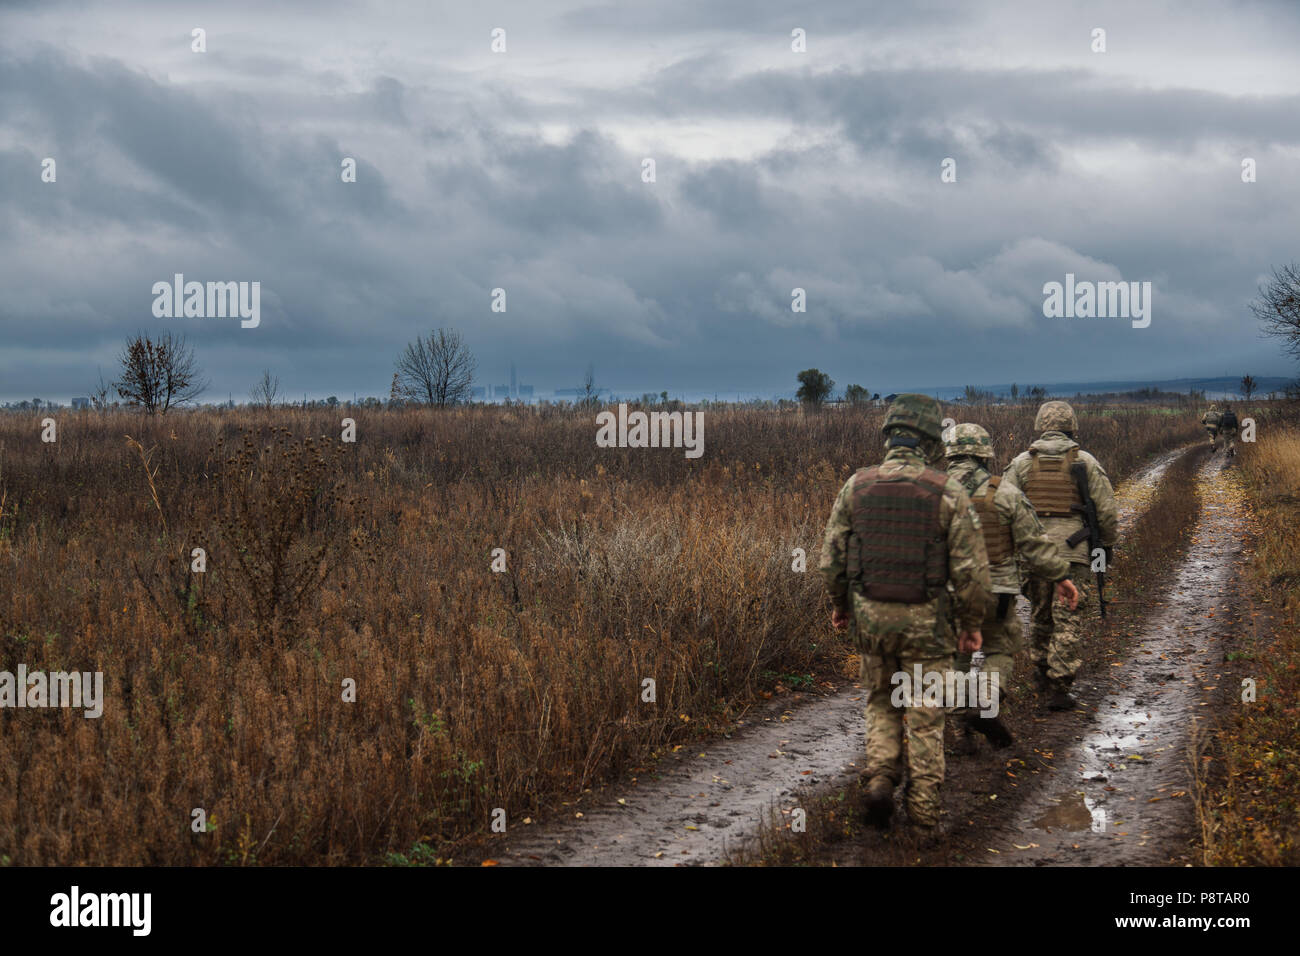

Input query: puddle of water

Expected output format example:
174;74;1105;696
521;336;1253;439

1032;793;1094;831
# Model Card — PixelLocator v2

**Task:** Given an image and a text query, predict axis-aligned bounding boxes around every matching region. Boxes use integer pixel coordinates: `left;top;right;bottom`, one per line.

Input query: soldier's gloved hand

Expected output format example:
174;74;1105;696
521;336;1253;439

831;607;851;631
958;630;983;654
1055;578;1079;611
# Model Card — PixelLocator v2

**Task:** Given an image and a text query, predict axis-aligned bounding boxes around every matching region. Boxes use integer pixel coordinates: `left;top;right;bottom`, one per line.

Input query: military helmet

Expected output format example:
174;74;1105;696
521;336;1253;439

1034;400;1078;434
883;393;944;442
943;422;993;459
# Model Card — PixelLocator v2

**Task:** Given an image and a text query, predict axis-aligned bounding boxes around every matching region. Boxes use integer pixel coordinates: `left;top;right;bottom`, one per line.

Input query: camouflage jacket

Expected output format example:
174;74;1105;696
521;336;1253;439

1201;409;1223;427
1001;432;1118;565
820;446;989;652
947;458;1070;594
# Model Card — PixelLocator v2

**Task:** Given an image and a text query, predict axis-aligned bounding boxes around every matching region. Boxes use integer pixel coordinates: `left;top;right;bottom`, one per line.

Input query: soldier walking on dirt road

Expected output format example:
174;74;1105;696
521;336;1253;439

1218;404;1240;457
1201;403;1224;450
819;394;990;837
1002;401;1117;712
942;423;1079;749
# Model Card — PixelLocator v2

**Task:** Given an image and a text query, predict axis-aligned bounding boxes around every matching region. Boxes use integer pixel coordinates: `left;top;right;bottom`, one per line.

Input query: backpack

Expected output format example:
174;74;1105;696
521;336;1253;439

1221;410;1238;429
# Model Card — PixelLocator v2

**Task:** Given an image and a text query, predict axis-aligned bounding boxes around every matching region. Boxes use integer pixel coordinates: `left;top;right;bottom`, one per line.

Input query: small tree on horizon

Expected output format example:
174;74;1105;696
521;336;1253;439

115;331;206;415
796;368;835;407
394;328;477;408
580;364;598;406
1241;374;1257;401
89;367;111;411
845;383;871;406
250;369;280;409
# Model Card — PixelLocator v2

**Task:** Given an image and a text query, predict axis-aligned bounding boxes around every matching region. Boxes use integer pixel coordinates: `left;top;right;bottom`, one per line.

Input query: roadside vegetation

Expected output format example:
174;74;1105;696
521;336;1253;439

1197;409;1300;865
0;401;1204;864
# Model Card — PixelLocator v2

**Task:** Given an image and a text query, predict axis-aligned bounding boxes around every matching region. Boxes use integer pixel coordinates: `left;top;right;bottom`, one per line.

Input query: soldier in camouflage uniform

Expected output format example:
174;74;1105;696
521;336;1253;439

942;423;1079;750
820;394;990;834
1002;401;1118;711
1201;404;1223;449
1218;404;1239;457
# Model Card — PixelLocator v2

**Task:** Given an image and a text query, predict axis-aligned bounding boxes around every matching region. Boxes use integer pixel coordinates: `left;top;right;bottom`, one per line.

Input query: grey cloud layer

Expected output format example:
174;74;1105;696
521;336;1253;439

1;0;1297;401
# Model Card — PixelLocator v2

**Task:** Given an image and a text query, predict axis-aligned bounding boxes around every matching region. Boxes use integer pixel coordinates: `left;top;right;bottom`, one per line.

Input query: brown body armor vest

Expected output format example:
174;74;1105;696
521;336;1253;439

845;466;948;604
1022;448;1081;518
973;475;1014;564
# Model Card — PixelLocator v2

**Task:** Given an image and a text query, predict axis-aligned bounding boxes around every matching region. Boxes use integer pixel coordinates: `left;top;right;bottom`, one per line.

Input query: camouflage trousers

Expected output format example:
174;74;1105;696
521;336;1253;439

1025;565;1097;682
859;650;951;827
954;591;1021;706
1205;425;1220;446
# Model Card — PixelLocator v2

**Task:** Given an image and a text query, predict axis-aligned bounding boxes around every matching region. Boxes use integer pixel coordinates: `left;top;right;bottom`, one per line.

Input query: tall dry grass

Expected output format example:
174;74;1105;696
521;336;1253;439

0;401;1204;864
1197;423;1300;865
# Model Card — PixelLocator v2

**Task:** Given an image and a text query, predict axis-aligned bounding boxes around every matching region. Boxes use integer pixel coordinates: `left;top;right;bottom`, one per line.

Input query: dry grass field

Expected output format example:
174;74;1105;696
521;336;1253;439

1199;420;1300;864
0;401;1206;864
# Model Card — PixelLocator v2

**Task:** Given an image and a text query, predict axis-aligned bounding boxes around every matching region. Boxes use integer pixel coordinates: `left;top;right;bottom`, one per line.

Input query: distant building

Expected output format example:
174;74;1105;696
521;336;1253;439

517;385;534;399
470;386;486;400
494;385;510;401
71;397;90;409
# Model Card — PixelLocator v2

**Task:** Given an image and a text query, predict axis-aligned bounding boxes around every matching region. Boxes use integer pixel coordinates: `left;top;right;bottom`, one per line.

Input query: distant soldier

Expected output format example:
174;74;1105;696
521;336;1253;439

1002;401;1118;711
942;423;1079;749
1219;404;1240;457
1201;403;1224;450
820;394;990;835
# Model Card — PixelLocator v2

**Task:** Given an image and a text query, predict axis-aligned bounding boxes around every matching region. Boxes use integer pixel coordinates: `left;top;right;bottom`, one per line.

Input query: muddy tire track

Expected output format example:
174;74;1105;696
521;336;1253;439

982;451;1245;865
497;446;1196;866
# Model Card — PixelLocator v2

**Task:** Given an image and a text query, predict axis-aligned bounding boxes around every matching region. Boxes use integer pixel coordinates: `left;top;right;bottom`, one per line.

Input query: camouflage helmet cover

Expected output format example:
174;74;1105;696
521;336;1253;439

1034;400;1078;434
943;422;994;459
883;393;944;442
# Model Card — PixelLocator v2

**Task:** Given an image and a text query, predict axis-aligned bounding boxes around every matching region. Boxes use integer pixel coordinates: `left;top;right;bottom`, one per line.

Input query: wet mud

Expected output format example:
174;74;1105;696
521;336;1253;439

497;685;868;865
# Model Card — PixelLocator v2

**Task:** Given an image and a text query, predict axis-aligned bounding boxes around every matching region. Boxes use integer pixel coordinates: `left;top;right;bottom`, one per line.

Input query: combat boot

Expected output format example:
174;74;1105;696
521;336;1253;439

861;774;895;828
954;719;979;755
1032;664;1051;693
905;818;946;849
1047;679;1079;711
964;710;1014;748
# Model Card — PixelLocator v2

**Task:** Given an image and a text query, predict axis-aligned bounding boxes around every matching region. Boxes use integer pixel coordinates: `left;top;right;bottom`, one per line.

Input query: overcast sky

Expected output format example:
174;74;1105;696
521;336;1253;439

3;0;1299;402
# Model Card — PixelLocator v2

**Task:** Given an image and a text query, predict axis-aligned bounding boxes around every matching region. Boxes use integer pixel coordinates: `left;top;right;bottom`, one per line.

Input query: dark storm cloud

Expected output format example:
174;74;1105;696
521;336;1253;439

1;0;1298;403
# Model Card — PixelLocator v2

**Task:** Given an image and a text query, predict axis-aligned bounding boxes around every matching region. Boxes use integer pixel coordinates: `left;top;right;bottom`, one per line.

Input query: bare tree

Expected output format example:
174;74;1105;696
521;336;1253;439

250;369;280;409
393;328;477;407
115;331;207;414
1241;374;1257;401
1250;263;1300;361
581;363;598;406
89;367;111;411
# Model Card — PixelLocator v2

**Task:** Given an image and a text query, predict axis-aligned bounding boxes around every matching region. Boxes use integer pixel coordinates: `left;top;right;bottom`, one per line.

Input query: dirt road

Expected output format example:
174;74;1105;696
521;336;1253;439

979;451;1246;865
497;446;1233;866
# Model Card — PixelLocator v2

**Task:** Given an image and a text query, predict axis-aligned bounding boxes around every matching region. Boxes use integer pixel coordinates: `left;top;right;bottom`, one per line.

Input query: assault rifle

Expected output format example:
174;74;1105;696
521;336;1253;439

1065;461;1107;618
